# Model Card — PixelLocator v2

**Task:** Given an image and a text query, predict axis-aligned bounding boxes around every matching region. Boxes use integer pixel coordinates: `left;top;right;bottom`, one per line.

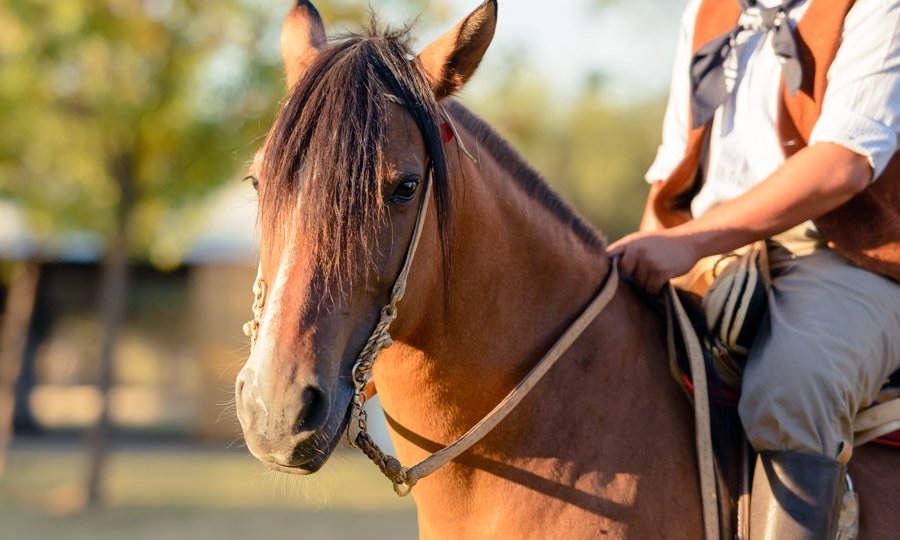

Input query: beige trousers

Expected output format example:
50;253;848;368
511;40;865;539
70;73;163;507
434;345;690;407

737;226;900;460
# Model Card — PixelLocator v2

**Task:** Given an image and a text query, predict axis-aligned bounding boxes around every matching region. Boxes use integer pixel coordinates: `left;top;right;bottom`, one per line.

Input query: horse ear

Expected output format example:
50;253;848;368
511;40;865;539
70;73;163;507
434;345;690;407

281;1;327;88
417;0;497;99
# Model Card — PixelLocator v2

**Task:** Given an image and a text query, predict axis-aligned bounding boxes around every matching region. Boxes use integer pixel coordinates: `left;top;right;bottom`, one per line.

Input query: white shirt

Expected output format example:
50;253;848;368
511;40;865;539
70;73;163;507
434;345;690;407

645;0;900;218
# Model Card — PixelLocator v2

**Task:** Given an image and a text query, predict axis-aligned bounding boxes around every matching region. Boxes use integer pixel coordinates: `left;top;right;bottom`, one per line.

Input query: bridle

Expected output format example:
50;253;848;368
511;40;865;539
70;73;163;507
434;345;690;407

243;100;622;497
345;161;620;496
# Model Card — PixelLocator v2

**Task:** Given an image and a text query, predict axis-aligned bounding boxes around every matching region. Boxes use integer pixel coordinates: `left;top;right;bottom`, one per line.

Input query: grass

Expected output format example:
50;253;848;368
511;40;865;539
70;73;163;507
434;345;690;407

0;440;418;539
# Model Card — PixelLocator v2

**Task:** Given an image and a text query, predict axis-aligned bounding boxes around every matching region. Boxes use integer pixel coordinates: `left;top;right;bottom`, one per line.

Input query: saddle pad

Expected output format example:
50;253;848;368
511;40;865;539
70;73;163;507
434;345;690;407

680;372;900;449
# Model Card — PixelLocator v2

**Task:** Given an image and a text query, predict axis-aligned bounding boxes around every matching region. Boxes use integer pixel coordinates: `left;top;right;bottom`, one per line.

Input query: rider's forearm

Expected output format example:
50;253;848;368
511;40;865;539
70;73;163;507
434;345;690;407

671;142;873;258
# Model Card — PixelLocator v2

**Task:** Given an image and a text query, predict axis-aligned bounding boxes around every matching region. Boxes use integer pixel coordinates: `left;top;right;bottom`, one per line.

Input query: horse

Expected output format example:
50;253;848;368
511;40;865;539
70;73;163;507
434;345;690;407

234;1;900;537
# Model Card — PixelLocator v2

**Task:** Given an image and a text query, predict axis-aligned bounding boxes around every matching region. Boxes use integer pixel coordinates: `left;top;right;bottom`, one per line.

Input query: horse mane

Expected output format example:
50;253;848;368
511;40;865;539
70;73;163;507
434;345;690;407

260;24;452;291
444;100;606;251
260;21;604;296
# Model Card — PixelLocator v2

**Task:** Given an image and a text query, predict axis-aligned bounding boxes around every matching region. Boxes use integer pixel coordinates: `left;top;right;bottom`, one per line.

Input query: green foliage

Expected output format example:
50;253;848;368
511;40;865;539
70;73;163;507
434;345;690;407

0;0;451;267
462;72;664;242
0;0;294;267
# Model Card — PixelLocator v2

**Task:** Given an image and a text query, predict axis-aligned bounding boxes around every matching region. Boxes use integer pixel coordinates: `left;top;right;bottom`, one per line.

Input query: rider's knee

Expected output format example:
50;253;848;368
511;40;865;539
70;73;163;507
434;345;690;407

738;351;852;455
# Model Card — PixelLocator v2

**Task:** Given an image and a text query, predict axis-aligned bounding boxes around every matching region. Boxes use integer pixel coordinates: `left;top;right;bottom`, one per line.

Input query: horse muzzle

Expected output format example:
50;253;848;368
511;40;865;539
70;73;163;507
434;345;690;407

235;364;348;473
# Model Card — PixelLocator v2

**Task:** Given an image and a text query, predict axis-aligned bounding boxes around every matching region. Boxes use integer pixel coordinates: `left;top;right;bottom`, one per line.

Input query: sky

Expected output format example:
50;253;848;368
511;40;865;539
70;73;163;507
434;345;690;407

248;0;688;101
384;0;687;101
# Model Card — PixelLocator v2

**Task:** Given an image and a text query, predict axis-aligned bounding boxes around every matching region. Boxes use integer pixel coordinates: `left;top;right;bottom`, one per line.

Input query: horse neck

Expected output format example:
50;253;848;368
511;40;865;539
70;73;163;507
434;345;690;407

380;104;612;436
373;104;700;537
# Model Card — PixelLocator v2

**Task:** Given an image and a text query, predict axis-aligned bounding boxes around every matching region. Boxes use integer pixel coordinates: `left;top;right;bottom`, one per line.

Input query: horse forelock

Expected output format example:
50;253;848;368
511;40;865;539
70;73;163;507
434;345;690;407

259;24;452;296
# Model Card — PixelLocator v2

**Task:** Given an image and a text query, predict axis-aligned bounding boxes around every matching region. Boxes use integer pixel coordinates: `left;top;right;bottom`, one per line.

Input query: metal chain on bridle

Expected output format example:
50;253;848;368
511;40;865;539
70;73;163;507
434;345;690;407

242;266;266;348
344;160;437;496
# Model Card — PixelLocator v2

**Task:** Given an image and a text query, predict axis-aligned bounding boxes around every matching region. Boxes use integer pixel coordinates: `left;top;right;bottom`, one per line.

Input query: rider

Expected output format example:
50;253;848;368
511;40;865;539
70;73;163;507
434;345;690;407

609;0;899;538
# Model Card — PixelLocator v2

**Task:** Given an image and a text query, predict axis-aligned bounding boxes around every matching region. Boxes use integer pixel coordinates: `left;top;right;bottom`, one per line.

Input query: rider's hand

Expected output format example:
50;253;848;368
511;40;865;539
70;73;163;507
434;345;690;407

608;230;702;294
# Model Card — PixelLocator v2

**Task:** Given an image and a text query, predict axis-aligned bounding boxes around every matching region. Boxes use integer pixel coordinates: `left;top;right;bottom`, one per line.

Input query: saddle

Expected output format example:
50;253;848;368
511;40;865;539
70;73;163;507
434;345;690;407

670;289;900;449
626;276;899;540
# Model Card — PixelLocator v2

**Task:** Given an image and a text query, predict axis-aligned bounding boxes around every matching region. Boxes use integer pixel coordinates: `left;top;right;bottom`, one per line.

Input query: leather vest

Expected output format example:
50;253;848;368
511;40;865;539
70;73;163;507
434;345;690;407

651;0;899;282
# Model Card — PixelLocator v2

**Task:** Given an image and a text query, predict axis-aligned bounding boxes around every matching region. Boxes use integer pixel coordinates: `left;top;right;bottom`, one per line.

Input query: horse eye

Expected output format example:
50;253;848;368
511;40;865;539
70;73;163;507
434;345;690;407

390;178;419;203
243;175;260;192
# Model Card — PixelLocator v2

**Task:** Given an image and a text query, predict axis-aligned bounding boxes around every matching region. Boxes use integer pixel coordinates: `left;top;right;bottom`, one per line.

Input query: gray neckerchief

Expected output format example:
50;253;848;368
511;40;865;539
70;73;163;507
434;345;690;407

689;0;805;128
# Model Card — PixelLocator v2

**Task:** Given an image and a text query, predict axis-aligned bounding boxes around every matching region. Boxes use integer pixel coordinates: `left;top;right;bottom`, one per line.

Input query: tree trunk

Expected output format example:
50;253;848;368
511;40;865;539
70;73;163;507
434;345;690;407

0;261;40;475
85;153;135;507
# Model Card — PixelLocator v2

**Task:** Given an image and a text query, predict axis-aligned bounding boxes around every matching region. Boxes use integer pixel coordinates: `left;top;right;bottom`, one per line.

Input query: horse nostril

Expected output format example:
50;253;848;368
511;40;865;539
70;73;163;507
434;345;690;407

234;374;251;427
293;385;327;434
235;373;248;410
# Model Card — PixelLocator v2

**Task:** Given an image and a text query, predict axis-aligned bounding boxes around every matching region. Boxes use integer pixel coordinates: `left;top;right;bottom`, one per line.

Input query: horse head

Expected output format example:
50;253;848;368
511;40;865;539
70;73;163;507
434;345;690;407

235;0;497;474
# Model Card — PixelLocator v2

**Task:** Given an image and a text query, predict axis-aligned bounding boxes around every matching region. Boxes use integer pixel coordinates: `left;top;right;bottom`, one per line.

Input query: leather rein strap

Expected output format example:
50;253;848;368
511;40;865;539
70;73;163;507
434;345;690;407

667;288;720;540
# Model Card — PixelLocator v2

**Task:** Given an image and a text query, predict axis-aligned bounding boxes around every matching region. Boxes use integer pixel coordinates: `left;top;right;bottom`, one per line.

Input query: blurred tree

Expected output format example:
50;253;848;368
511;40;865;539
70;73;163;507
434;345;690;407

552;87;665;240
0;262;39;475
0;0;287;506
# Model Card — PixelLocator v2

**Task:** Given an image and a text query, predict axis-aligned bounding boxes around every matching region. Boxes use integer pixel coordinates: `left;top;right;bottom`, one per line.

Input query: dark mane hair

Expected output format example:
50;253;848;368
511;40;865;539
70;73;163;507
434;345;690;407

260;25;451;290
260;22;604;297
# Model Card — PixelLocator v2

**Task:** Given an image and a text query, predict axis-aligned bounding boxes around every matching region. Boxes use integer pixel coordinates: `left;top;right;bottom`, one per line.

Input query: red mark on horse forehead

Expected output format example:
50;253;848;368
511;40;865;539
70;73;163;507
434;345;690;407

440;122;454;144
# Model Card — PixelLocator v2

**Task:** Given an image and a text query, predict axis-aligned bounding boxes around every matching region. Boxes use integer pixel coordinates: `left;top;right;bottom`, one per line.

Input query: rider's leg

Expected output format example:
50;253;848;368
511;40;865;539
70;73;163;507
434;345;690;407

738;240;900;539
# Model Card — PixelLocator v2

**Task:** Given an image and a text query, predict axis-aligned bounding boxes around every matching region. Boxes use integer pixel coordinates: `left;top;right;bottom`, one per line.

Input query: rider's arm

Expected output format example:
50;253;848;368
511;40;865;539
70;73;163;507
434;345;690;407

671;142;871;258
610;143;872;292
614;0;898;292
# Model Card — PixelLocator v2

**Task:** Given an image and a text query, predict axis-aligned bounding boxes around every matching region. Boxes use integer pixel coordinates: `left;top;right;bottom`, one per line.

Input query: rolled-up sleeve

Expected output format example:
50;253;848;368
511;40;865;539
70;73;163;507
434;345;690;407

645;0;702;183
808;0;899;179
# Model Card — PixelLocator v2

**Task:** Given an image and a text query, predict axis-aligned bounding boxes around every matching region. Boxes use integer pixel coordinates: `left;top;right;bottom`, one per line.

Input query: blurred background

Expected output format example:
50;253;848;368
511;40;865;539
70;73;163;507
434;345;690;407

0;0;681;538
